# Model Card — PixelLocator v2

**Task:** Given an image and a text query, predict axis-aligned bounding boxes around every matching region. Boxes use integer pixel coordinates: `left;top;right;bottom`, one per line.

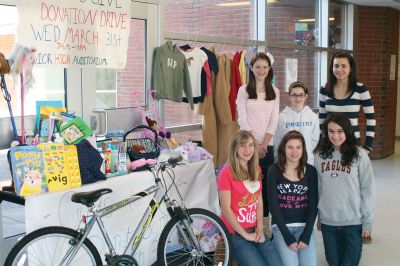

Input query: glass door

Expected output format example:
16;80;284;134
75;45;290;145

80;1;159;135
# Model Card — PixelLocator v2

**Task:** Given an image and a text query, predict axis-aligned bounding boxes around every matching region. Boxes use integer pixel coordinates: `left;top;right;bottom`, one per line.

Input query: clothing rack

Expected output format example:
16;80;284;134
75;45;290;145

164;32;352;53
163;32;266;47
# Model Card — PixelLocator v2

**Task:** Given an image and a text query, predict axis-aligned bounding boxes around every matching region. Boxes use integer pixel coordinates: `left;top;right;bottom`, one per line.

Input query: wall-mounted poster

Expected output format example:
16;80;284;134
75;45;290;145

16;0;131;68
294;22;315;46
285;58;298;91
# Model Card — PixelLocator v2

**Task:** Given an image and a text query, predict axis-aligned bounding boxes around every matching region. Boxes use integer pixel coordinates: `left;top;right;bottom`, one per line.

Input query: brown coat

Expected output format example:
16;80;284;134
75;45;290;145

214;54;239;167
197;85;217;166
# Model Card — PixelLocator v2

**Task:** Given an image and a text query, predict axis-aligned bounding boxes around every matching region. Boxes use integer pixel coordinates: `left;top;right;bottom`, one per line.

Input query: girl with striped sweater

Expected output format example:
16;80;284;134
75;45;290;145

319;52;376;152
236;52;280;226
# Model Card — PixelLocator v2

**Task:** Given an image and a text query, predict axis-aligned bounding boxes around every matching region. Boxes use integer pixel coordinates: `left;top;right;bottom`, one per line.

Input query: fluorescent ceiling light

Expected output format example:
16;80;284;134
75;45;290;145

298;17;335;22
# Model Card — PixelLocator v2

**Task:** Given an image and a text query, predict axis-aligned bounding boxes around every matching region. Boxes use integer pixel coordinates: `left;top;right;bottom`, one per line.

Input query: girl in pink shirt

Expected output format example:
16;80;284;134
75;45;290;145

236;52;280;224
218;130;281;266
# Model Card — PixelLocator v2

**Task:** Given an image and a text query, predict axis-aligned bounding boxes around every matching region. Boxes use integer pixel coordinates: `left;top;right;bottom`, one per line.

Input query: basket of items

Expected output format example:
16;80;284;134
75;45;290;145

123;125;160;162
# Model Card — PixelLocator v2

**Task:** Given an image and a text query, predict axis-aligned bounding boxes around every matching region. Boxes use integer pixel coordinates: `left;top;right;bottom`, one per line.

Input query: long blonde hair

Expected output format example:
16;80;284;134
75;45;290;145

227;130;260;181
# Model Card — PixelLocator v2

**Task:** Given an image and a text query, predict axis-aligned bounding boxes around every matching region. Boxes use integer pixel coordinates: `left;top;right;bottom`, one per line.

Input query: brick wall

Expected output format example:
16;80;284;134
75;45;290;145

266;1;318;108
117;20;145;108
355;6;399;159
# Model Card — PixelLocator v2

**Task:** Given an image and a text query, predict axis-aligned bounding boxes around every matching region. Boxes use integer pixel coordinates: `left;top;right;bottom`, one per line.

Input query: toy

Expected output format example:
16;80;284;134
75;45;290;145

175;142;213;163
7;43;36;86
0;52;10;74
140;90;171;141
131;158;157;171
1;43;37;144
59;117;93;144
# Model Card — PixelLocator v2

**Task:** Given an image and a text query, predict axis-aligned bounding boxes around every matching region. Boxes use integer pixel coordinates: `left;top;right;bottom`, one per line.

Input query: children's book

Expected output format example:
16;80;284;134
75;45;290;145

38;143;82;192
35;101;63;132
9;145;48;196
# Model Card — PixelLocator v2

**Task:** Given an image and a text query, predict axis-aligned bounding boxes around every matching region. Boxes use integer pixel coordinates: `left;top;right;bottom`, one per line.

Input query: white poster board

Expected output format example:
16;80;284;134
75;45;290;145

16;0;131;68
285;58;298;91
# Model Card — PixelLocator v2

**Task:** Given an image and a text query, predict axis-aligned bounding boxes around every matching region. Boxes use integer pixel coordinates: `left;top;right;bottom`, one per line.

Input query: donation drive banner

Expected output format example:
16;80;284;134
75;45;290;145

16;0;131;68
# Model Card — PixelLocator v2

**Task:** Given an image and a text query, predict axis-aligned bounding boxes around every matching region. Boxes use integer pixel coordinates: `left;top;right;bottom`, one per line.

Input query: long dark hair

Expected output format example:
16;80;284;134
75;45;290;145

314;113;358;167
246;52;276;100
277;130;308;180
324;52;358;98
227;130;260;182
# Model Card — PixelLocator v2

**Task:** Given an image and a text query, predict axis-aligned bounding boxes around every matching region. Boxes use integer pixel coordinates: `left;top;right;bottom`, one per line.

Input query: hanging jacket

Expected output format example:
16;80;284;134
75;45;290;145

215;53;239;167
152;41;194;109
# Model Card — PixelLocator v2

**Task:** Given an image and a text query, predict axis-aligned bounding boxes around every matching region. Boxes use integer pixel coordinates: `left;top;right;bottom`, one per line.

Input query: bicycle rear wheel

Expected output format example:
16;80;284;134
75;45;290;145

157;208;232;266
5;226;102;266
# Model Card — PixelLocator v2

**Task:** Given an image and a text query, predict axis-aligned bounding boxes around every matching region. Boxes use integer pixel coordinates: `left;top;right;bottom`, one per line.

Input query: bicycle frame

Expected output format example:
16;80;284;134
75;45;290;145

62;168;174;265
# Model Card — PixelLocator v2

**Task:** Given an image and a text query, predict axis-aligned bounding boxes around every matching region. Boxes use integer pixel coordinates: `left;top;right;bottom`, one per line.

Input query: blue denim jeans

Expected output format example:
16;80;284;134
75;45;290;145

321;224;362;266
272;225;317;266
231;233;282;266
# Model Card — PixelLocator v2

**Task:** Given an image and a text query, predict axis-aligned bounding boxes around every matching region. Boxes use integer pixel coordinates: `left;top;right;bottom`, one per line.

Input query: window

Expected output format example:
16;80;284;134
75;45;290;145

163;0;257;133
329;1;348;49
0;5;65;118
266;0;318;47
164;0;256;39
267;48;319;107
95;19;146;109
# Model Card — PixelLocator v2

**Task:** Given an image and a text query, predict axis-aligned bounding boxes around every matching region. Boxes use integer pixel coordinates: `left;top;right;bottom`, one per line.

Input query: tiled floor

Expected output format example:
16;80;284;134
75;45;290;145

315;141;400;266
1;143;400;265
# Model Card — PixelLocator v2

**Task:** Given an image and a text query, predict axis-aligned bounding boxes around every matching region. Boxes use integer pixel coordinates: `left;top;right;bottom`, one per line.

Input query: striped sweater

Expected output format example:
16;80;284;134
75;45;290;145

236;85;280;145
319;83;376;150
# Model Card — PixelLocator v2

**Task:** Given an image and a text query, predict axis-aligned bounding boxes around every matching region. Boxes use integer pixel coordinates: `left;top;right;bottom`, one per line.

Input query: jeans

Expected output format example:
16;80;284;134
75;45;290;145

231;233;282;266
272;225;317;266
259;145;274;216
321;224;362;266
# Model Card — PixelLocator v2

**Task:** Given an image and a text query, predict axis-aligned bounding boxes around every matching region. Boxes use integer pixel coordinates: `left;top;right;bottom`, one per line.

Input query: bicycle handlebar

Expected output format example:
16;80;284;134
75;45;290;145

148;156;183;172
167;156;183;167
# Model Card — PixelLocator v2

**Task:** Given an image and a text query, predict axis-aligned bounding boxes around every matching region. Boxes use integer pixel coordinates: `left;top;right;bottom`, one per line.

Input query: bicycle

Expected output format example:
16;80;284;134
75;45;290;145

5;157;232;266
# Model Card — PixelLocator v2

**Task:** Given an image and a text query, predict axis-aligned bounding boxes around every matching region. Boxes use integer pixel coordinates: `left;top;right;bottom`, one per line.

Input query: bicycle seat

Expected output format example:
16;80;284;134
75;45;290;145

71;188;112;207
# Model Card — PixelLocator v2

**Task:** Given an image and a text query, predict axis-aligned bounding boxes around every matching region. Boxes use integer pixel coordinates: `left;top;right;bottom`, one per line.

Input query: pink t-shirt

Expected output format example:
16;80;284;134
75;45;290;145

217;166;262;233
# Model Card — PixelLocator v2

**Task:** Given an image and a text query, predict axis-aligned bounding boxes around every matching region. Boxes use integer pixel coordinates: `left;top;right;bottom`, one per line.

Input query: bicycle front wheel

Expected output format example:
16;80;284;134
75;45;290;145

5;226;102;266
158;208;232;266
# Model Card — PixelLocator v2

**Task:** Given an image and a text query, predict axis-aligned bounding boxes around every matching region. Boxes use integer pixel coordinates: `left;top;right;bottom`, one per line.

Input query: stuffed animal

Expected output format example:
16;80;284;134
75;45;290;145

6;43;36;86
0;52;10;74
145;116;158;131
175;142;213;163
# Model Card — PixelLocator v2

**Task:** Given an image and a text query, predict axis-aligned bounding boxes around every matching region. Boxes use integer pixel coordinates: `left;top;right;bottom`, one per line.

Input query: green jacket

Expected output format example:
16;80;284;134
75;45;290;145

152;41;193;109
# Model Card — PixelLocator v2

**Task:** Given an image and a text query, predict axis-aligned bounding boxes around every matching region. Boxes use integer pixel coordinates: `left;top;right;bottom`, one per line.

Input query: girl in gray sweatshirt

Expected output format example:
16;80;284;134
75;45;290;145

314;113;374;266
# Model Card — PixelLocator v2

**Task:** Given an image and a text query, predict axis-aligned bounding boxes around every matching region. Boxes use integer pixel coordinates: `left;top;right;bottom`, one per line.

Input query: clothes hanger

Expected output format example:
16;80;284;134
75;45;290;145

180;32;192;50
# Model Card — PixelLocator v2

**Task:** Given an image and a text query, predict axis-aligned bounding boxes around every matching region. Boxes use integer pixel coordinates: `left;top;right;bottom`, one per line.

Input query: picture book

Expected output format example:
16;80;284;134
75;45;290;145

9;145;48;196
35;100;63;132
38;143;82;192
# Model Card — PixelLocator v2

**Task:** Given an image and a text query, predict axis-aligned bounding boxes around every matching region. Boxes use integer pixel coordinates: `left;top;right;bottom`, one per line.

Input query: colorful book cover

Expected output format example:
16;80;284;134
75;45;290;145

10;145;48;196
35;100;63;132
38;143;82;192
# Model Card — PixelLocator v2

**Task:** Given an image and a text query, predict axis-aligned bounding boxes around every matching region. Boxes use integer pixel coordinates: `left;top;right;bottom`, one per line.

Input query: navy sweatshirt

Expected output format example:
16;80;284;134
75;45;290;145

267;164;318;246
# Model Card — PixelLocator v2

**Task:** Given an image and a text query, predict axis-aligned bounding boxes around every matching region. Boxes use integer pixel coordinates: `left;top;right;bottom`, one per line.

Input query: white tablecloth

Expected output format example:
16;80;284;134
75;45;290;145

25;160;220;265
